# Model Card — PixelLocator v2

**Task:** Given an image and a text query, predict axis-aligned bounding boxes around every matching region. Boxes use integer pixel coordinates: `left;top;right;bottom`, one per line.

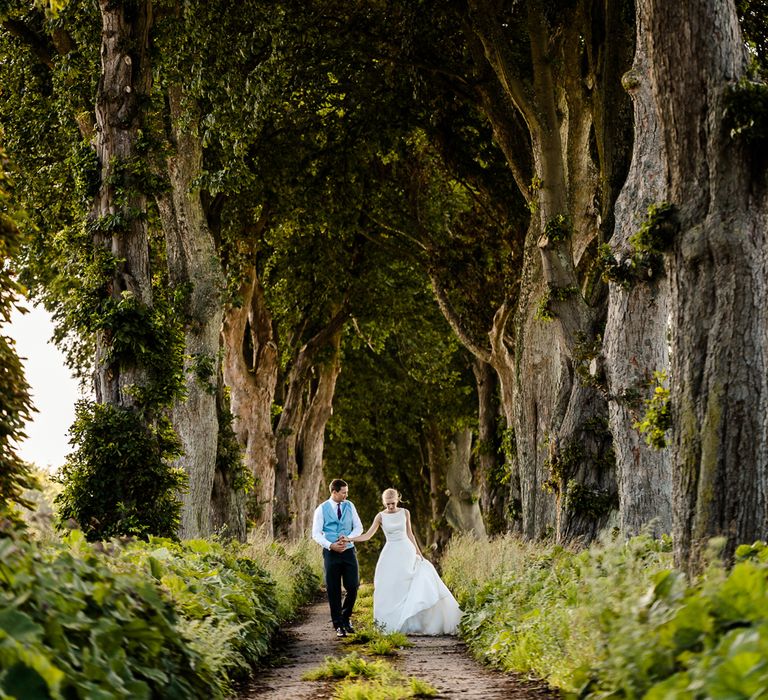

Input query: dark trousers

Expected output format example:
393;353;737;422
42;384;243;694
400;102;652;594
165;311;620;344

323;547;359;628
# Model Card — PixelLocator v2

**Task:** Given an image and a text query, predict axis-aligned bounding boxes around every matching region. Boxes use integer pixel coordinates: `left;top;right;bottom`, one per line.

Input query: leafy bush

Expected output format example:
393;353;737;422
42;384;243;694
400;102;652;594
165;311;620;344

0;188;36;523
55;401;187;540
443;532;673;693
0;525;216;699
0;523;321;698
442;533;768;698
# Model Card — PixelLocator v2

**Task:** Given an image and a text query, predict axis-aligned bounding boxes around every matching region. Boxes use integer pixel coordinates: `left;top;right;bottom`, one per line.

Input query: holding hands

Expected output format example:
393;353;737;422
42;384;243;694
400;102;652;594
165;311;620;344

330;534;352;552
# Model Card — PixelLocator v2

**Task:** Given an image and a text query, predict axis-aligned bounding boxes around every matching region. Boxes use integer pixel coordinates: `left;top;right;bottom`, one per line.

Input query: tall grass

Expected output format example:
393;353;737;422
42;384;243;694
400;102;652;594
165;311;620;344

246;532;323;620
443;532;768;697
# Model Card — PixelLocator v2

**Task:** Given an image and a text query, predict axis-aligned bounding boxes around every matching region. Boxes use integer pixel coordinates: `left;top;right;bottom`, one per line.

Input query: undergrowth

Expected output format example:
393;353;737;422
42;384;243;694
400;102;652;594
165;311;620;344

0;521;321;698
442;532;768;698
304;653;436;699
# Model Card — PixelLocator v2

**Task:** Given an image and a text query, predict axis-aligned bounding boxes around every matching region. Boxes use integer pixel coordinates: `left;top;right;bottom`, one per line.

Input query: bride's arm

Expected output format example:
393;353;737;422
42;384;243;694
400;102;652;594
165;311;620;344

348;513;382;543
404;510;423;558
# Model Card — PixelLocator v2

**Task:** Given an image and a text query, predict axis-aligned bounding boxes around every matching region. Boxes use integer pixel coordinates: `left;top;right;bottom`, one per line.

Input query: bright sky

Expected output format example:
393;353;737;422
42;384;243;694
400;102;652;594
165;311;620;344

6;303;82;471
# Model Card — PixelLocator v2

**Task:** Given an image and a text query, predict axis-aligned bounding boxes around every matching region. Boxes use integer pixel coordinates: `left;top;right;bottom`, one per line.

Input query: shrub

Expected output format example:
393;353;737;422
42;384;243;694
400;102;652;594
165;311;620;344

443;533;768;698
55;401;186;540
442;532;674;693
0;524;217;699
0;522;322;698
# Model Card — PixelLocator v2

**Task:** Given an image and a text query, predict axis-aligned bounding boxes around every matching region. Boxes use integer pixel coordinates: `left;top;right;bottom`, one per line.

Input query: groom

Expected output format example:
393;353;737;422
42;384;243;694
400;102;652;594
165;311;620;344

311;479;363;637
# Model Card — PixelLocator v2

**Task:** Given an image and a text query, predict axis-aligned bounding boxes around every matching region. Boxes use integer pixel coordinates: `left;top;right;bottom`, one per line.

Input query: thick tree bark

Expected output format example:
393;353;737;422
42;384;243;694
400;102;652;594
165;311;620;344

273;307;348;539
444;427;487;539
209;370;247;540
221;266;279;536
155;86;225;539
605;3;672;537
471;358;506;534
464;0;632;542
641;0;768;572
92;0;153;406
512;238;564;538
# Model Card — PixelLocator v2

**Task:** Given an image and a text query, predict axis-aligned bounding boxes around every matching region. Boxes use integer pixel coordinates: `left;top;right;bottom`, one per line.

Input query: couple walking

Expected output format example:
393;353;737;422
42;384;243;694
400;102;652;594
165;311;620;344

311;478;461;638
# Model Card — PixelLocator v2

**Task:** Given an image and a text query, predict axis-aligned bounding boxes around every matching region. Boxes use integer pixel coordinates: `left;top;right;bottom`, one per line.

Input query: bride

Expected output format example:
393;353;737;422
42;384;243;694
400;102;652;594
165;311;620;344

344;488;462;635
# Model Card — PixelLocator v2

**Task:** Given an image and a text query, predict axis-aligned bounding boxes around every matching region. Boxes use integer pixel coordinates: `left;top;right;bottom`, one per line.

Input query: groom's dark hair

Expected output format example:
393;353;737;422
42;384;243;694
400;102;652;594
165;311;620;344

329;479;348;493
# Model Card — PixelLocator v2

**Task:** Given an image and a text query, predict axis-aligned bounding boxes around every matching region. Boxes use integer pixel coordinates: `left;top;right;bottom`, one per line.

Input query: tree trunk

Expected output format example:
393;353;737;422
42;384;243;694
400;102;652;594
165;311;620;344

465;0;628;542
444;427;487;539
429;277;523;533
486;302;524;532
221;266;279;535
471;358;506;534
289;329;343;538
423;420;452;555
209;369;247;540
92;0;153;406
155;86;224;539
273;307;348;538
641;0;768;573
604;2;672;537
511;238;560;539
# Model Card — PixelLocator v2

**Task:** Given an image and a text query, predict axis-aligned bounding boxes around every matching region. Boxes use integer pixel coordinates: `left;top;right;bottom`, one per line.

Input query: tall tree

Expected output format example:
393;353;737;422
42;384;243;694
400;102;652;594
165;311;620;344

635;0;768;572
0;1;188;539
603;0;672;537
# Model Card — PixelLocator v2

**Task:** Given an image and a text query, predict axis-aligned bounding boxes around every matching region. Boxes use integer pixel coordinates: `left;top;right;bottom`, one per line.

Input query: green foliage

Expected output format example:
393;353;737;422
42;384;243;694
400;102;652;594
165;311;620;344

443;533;675;694
634;370;671;450
215;386;252;501
535;284;578;323
562;480;618;520
55;401;186;540
0;161;36;520
737;0;768;72
629;202;677;253
0;526;217;698
573;332;604;388
724;78;768;149
93;290;186;409
304;652;437;699
443;533;768;697
245;536;322;621
0;524;321;699
497;427;516;478
599;202;677;289
191;352;217;395
304;653;393;681
543;213;571;243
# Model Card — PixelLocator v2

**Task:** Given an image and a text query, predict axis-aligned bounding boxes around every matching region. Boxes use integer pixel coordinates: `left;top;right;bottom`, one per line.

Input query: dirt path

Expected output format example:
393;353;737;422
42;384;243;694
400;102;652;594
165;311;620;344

240;600;558;699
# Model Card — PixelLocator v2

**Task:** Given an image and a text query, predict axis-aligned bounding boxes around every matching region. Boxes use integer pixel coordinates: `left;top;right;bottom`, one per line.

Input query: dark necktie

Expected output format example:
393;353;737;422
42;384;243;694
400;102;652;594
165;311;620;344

337;503;342;519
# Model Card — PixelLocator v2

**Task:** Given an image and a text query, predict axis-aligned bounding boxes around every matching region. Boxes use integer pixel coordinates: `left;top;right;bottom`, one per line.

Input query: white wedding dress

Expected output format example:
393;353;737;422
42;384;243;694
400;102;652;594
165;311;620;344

373;509;462;635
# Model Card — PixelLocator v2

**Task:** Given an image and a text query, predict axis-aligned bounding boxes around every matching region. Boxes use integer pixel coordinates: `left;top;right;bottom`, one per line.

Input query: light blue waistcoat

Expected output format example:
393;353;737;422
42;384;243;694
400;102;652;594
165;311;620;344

322;500;355;550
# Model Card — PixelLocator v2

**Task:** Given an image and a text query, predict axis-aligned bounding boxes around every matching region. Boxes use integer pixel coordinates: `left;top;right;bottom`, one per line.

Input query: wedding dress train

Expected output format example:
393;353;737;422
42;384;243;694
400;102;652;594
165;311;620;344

373;509;462;635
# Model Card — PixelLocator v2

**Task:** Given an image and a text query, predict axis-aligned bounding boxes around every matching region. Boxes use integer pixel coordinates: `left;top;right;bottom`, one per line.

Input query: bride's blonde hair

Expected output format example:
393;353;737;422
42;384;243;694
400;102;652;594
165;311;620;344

381;488;400;504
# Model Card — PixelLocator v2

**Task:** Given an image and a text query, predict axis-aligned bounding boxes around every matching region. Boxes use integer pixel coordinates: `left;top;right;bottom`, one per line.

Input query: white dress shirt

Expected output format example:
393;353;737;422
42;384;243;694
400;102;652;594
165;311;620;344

312;498;363;550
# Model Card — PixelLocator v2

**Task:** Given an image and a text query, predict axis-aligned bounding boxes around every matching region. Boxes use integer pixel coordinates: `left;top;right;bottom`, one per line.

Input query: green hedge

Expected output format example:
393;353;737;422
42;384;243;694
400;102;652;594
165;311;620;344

442;533;768;698
0;524;321;699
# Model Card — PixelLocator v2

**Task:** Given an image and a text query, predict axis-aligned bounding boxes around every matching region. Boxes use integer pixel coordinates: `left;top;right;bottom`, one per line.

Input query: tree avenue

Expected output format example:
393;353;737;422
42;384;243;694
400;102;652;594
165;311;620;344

0;0;766;573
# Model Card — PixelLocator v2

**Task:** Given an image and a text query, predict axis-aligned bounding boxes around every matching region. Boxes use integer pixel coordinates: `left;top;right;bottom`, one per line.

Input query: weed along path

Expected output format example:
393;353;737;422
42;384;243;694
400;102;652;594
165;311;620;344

239;599;557;699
